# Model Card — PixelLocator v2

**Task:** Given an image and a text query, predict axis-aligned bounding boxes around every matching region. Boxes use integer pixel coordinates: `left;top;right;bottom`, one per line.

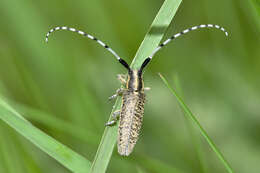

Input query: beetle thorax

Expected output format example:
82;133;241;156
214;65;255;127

126;69;144;92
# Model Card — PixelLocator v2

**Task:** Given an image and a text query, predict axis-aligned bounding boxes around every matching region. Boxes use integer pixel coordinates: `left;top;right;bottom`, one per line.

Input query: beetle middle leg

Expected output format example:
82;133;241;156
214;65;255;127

144;87;151;91
109;74;127;100
105;110;120;126
109;88;125;101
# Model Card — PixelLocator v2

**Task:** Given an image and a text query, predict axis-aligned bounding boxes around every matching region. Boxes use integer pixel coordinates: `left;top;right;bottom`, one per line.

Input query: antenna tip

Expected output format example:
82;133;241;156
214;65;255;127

45;37;49;43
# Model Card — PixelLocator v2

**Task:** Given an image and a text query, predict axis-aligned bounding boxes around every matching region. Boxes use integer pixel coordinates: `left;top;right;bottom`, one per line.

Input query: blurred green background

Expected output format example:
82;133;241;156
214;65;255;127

0;0;260;172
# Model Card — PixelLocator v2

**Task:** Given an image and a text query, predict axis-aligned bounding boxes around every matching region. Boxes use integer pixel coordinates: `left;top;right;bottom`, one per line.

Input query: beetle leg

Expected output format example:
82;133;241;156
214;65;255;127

144;87;151;91
117;74;127;84
109;88;124;101
105;110;120;126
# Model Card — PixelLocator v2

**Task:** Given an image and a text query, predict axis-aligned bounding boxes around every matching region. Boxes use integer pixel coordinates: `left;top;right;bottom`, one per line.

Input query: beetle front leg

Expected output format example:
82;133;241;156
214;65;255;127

117;74;127;84
105;110;120;126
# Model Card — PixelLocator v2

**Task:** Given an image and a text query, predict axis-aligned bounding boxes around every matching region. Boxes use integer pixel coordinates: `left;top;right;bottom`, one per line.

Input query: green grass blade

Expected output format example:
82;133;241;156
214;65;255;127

173;75;207;173
0;98;91;173
13;102;99;145
90;0;182;172
90;97;121;173
159;73;234;173
131;0;182;69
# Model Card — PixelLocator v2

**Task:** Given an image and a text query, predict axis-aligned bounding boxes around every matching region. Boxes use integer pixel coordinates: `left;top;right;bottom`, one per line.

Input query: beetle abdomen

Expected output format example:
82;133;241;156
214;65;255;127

118;91;145;156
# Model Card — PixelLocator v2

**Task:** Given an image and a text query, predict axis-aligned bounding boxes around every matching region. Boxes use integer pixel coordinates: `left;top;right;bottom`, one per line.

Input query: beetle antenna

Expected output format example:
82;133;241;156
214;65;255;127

140;24;229;71
149;24;228;59
45;26;130;70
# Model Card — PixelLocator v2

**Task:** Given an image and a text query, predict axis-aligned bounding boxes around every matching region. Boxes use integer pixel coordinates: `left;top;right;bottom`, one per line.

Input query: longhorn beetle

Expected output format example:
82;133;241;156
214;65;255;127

45;24;228;156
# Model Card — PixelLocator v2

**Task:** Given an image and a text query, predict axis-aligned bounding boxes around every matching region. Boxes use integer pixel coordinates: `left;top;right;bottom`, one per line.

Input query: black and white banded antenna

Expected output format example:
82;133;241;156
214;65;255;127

45;24;228;72
45;26;130;70
139;24;229;72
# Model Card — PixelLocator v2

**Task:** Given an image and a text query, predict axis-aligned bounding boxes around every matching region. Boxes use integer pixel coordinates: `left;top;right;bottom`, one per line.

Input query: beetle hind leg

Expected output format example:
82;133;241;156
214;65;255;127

105;110;120;126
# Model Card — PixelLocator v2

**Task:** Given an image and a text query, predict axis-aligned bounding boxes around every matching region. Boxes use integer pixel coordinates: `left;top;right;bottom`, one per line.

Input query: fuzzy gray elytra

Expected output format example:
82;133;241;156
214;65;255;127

45;24;229;156
117;70;146;156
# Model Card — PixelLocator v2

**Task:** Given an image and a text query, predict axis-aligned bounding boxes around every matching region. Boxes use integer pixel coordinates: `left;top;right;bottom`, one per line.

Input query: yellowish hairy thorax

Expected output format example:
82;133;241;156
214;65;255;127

126;69;144;92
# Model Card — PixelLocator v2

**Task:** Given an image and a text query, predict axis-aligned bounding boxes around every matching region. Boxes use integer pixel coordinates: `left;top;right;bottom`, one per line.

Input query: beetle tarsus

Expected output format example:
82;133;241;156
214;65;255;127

144;87;151;91
109;88;124;101
105;110;120;126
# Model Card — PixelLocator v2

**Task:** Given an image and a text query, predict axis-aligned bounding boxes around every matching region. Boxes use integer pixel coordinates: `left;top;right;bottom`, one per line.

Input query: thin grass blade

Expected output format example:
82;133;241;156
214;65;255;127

159;73;234;173
13;102;99;145
173;75;207;173
0;97;91;173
